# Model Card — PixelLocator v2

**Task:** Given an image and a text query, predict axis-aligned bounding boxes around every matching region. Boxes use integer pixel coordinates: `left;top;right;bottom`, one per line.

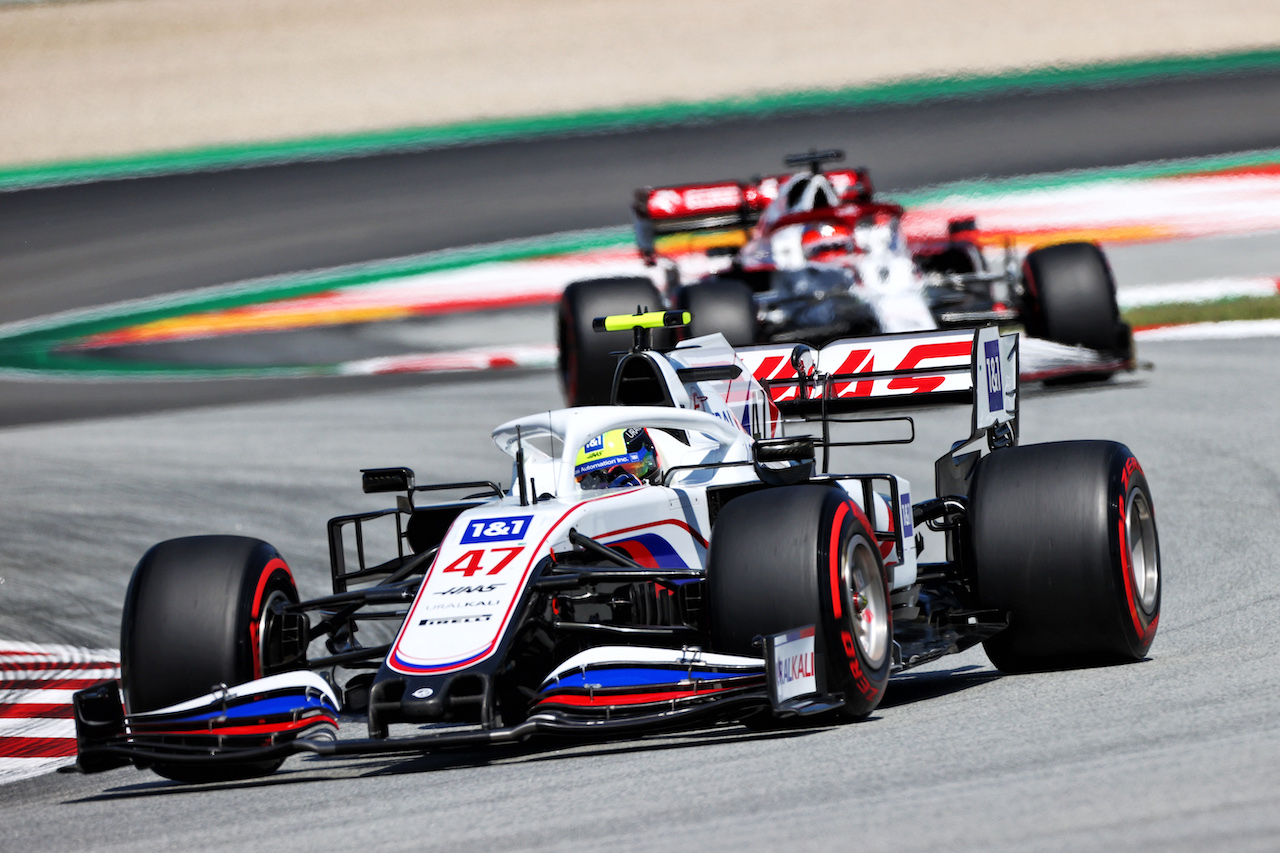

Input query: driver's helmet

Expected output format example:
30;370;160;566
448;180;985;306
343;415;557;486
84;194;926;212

801;221;854;261
575;428;661;490
762;173;840;227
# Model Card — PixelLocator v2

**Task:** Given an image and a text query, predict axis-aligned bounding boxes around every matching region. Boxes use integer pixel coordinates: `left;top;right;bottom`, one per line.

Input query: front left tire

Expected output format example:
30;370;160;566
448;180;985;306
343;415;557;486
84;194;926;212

557;276;668;406
708;486;892;719
1020;241;1132;358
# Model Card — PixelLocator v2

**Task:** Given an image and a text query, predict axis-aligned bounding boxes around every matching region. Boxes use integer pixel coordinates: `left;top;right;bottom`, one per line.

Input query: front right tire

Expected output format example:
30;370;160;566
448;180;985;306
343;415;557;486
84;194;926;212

121;535;300;781
1021;241;1132;357
675;277;757;346
968;441;1161;672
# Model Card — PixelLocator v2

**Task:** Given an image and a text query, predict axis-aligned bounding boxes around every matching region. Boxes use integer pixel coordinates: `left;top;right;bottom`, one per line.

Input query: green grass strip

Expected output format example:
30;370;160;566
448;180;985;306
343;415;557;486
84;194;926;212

1124;294;1280;328
0;358;333;381
5;46;1280;192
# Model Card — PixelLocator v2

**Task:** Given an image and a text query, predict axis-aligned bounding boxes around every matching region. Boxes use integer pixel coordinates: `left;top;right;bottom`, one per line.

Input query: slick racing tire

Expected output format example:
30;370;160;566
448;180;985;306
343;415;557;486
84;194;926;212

968;441;1160;673
709;486;891;719
675;278;757;346
1020;242;1132;358
557;276;668;406
120;535;300;782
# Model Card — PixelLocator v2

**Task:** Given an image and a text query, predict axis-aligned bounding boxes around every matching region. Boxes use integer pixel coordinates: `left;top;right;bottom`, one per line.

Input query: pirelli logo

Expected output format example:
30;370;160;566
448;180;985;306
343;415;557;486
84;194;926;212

418;614;493;627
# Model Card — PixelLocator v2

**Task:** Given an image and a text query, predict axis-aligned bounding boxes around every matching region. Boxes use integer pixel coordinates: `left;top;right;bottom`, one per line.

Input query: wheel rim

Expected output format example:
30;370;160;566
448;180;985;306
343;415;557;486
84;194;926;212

257;588;292;675
1126;489;1159;615
842;536;889;669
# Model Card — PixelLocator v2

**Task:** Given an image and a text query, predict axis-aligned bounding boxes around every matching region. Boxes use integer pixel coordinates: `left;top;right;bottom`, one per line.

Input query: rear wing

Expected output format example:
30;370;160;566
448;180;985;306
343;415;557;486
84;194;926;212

599;315;1017;499
735;327;1020;439
633;168;874;264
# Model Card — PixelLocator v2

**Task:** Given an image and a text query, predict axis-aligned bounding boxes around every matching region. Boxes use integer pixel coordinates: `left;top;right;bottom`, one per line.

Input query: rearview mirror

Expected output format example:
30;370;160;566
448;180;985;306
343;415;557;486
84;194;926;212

361;467;415;494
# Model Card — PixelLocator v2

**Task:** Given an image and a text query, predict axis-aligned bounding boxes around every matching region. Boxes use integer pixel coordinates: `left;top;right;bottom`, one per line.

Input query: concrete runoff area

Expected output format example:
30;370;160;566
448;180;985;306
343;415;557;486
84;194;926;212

3;0;1280;167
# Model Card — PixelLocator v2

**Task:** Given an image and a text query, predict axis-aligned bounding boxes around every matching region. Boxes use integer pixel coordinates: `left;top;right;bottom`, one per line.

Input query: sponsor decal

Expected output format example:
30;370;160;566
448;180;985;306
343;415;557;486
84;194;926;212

433;583;505;595
460;516;533;543
983;338;1003;413
647;184;743;217
841;628;876;698
683;185;742;211
771;626;817;702
418;614;492;627
411;687;434;699
749;336;973;402
575;449;645;476
900;492;913;539
421;599;499;611
648;189;682;215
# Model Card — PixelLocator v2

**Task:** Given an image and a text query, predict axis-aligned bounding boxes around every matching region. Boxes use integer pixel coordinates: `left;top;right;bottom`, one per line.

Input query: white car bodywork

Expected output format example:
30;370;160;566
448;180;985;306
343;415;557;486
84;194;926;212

386;326;1017;679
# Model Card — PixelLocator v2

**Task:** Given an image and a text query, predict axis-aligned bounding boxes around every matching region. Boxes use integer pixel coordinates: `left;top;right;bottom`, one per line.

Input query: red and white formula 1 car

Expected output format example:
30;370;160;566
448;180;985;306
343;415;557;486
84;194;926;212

74;313;1159;783
558;149;1135;404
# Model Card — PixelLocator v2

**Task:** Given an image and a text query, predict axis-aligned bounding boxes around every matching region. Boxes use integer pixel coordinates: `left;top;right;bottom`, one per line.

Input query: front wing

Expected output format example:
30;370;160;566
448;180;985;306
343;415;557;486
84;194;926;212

72;647;805;773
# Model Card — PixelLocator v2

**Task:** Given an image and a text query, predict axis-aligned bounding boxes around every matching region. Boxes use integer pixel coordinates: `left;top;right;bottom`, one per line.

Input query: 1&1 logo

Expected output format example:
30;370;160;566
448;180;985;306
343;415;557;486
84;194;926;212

983;339;1003;414
460;515;534;544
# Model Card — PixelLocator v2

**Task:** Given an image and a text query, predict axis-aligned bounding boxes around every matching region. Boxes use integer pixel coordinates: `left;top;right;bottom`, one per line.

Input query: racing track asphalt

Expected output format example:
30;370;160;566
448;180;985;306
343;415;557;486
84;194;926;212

5;68;1280;424
0;335;1278;851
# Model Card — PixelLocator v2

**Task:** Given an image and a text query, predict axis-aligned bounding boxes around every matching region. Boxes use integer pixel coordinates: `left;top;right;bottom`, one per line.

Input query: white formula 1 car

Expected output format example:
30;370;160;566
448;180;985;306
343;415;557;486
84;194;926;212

559;149;1135;405
74;312;1160;783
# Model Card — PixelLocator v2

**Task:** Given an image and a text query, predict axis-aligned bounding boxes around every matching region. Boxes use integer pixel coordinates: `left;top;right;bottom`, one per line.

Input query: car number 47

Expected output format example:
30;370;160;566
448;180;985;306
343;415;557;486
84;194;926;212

442;547;524;578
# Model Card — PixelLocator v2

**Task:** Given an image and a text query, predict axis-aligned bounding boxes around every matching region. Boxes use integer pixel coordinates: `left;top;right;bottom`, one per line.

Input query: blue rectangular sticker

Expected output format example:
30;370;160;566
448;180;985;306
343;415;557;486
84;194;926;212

459;515;534;543
983;338;1003;414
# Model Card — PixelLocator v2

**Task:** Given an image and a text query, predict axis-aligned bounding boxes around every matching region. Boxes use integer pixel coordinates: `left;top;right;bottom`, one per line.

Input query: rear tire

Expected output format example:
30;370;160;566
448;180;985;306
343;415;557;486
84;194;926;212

1021;242;1132;356
708;486;891;719
676;278;757;346
557;277;667;406
969;441;1160;672
120;535;300;781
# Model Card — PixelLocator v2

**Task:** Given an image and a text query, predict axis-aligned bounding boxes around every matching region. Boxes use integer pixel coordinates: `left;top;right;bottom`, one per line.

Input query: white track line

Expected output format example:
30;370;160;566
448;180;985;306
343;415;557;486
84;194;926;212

339;343;557;376
0;668;120;682
1134;319;1280;341
0;688;82;705
0;718;76;739
1119;277;1279;308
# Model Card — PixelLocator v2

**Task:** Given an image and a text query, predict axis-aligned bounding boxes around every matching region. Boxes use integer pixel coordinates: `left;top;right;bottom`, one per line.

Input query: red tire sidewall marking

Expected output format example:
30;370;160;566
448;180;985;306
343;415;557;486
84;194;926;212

827;497;883;702
248;556;294;681
1116;456;1158;647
